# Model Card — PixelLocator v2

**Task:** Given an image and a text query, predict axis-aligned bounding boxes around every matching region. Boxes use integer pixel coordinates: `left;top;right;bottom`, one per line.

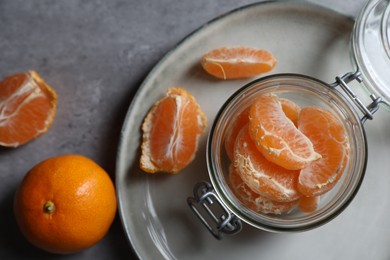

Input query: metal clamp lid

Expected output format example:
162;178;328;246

187;181;242;239
330;71;389;123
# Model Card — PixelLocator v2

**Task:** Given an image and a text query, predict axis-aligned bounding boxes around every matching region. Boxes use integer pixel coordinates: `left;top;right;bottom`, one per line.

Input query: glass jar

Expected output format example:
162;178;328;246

353;0;390;101
188;0;390;239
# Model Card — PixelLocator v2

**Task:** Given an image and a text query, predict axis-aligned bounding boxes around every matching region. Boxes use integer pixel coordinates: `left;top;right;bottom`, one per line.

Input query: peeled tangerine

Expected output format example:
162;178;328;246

234;124;301;203
0;71;57;147
229;164;297;215
248;94;321;170
140;87;207;174
297;106;350;197
228;94;349;214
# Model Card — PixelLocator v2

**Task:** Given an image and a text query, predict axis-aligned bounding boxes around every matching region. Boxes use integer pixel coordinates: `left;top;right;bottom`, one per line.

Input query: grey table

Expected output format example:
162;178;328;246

0;0;367;259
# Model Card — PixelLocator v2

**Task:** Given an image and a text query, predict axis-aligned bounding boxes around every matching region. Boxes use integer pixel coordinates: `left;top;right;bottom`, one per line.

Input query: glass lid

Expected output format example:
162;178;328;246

353;0;390;103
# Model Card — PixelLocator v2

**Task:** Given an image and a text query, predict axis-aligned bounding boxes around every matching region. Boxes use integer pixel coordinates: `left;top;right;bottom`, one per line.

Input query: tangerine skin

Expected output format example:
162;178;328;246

14;154;117;254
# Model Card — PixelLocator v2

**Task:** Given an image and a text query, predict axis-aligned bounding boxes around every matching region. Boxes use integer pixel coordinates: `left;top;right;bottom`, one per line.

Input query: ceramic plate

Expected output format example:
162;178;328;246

116;1;390;259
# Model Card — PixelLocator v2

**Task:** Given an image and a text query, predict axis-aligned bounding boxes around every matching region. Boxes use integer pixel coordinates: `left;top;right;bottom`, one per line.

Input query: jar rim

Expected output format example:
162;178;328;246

381;1;390;60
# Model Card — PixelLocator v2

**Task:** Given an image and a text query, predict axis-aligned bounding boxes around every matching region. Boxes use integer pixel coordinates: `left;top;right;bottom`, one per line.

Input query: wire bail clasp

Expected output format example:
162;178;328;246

330;71;385;124
187;181;242;239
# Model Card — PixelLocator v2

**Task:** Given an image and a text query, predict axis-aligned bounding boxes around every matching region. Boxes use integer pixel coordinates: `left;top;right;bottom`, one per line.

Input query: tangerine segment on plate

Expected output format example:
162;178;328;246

0;70;57;147
140;87;207;174
297;106;350;196
249;94;321;170
14;155;117;254
224;98;301;161
229;164;297;214
201;46;277;80
234;124;301;202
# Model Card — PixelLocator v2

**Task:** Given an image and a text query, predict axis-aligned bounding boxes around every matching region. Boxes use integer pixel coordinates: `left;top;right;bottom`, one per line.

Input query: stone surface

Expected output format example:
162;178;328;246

0;0;366;259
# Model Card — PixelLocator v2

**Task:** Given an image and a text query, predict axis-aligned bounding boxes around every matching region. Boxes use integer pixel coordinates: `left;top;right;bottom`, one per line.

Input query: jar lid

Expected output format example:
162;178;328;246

352;0;390;103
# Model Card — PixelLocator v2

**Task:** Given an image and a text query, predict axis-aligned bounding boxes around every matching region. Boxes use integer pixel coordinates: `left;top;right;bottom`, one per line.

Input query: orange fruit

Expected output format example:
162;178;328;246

140;87;207;173
297;106;350;196
298;196;320;213
224;106;251;160
228;164;297;214
201;46;277;80
14;154;117;254
224;98;301;160
0;71;57;147
279;98;301;127
234;124;301;202
249;94;321;170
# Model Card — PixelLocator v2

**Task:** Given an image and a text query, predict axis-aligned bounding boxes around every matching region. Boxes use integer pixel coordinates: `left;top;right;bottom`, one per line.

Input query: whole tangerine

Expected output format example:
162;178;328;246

13;154;117;254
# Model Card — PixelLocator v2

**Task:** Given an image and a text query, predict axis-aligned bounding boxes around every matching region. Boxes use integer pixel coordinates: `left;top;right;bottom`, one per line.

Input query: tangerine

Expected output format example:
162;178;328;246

0;71;57;147
229;164;297;214
297;106;350;196
224;106;251;160
140;87;207;173
14;154;117;254
224;97;301;160
298;196;320;213
201;46;276;80
248;94;320;170
279;97;301;127
234;124;301;202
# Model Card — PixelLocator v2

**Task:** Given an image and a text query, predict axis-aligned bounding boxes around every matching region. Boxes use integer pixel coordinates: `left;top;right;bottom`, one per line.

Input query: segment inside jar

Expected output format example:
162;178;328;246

224;93;349;215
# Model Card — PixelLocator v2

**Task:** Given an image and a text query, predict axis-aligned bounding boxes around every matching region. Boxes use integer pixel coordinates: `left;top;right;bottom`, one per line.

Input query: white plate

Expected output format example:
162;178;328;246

116;2;390;259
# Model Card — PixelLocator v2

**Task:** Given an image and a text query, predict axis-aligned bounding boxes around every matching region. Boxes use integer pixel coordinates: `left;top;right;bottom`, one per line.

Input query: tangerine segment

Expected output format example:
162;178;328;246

229;165;297;214
234;124;301;202
279;98;301;127
224;98;301;161
140;87;207;174
0;71;57;147
298;106;350;196
298;196;320;213
249;94;320;170
224;106;251;160
201;47;277;80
